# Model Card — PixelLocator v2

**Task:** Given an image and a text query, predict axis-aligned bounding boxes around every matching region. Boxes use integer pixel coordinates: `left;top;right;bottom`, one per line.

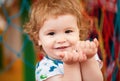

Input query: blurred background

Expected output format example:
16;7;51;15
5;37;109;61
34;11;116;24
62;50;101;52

0;0;119;81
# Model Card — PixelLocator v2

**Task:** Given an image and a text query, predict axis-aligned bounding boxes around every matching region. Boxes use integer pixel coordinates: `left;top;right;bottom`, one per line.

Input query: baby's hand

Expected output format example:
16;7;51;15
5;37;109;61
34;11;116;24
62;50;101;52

76;38;99;59
57;50;87;65
56;38;99;64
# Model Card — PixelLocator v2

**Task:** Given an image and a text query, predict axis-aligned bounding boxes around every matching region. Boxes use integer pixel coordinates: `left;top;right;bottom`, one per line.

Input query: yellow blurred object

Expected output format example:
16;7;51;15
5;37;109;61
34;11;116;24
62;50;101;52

0;59;23;81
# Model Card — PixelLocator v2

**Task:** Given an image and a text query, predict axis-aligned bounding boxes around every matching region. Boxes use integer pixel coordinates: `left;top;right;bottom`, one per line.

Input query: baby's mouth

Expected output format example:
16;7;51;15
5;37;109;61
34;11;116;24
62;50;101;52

55;46;69;50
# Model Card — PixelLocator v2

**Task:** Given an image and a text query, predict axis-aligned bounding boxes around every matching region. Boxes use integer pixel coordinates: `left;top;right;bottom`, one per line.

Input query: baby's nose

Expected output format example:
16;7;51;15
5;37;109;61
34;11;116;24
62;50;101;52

56;35;67;44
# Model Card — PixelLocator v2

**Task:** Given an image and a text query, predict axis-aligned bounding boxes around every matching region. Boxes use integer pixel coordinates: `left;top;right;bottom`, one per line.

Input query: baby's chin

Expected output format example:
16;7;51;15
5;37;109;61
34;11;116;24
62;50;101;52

50;56;63;61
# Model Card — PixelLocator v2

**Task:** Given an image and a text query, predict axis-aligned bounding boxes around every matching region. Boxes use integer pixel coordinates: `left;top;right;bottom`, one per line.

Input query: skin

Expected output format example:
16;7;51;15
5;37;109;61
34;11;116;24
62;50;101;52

38;14;103;81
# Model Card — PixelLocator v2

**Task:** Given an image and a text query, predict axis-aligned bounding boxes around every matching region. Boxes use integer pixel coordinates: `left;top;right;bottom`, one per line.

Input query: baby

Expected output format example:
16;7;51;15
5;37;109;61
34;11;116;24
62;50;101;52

24;0;103;81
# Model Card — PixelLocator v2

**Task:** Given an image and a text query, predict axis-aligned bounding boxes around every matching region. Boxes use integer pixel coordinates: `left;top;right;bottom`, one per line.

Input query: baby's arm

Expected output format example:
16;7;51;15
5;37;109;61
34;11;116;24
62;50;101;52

77;38;103;81
45;63;81;81
80;57;103;81
45;51;86;81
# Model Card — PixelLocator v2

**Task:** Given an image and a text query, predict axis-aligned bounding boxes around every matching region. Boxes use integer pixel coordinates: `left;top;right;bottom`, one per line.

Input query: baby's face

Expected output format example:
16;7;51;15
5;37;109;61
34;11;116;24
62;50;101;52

38;14;80;59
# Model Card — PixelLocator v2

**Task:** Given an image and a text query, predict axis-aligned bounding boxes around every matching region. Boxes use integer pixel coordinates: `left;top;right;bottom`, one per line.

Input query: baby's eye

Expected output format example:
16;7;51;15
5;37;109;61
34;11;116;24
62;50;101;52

47;32;55;35
65;30;73;33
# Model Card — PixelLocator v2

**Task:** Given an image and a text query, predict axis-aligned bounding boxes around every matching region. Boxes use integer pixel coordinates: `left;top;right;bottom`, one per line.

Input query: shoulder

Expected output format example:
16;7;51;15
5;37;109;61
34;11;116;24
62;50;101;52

35;57;63;81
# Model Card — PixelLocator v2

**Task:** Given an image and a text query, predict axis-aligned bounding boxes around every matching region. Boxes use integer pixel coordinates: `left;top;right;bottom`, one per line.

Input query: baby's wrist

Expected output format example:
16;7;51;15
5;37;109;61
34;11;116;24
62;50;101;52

86;53;95;59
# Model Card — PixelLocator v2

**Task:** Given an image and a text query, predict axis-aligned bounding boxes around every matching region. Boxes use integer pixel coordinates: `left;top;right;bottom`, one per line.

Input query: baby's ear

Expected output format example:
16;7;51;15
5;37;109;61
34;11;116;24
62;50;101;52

38;40;42;46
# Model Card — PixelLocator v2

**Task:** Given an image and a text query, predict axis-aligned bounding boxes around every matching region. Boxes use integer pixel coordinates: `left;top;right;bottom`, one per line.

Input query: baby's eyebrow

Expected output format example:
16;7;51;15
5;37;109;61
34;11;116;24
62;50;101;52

44;29;55;33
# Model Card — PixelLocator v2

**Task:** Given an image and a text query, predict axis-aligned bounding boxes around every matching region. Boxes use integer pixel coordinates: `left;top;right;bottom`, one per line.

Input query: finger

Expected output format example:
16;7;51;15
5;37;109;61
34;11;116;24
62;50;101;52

72;50;79;62
78;51;85;62
79;41;86;49
82;53;87;61
85;40;91;48
89;41;96;49
63;51;73;62
62;51;68;61
75;41;81;51
93;38;99;47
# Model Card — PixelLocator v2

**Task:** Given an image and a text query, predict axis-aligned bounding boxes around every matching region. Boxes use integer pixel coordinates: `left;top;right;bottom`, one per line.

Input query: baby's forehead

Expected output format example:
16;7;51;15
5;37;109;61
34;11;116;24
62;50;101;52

39;15;78;32
44;14;76;23
35;13;78;31
43;14;77;22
